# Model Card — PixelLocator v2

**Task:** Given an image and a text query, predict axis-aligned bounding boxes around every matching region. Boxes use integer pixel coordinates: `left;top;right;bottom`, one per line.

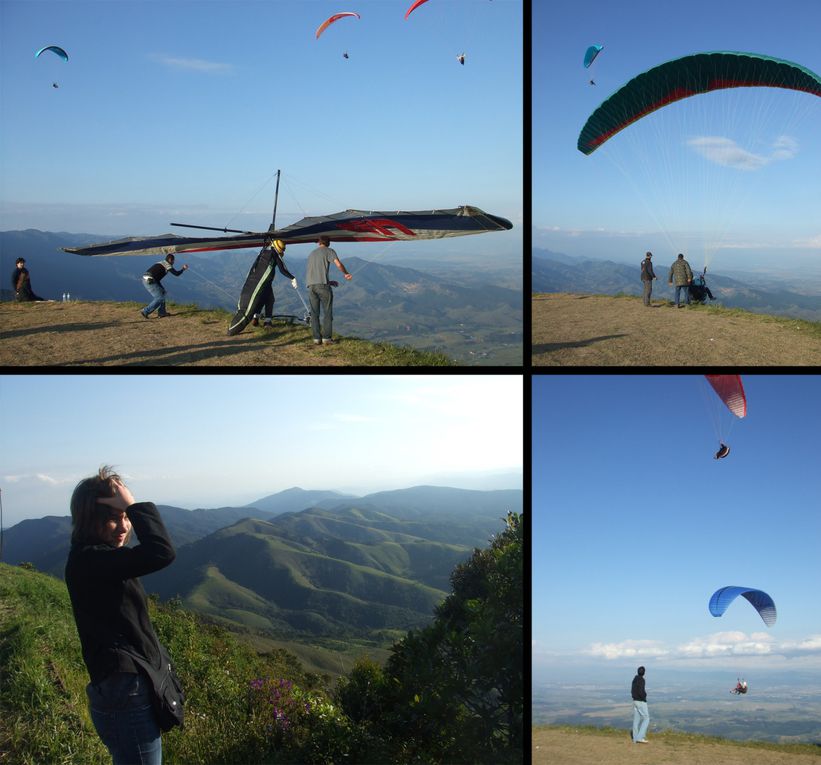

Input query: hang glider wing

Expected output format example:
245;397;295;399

62;206;513;256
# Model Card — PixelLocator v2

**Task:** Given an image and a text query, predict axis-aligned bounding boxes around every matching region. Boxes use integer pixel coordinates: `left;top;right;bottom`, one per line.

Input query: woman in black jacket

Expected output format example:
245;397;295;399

65;466;176;765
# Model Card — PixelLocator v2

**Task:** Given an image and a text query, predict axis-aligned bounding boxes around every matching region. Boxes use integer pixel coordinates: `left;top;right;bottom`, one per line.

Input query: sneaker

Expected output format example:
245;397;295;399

322;338;335;344
140;310;149;319
636;739;649;744
313;339;321;345
252;317;259;326
263;321;272;329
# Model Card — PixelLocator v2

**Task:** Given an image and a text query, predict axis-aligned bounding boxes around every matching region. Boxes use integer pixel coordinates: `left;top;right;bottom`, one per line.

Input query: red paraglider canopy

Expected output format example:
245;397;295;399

315;12;360;40
405;0;431;20
705;375;747;419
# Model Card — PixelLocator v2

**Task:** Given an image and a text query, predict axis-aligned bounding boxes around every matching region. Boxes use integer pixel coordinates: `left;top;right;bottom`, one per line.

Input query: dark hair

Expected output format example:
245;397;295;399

70;465;130;545
165;253;175;262
637;666;645;676
318;236;330;247
16;258;26;265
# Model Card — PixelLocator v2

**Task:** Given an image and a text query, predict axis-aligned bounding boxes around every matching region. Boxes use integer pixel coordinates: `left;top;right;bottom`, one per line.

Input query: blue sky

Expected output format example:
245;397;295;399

0;374;522;526
0;0;521;258
533;375;821;679
533;0;821;273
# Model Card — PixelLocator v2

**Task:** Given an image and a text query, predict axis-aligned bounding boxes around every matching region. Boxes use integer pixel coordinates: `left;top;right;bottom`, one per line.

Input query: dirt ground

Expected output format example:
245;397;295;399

0;301;348;367
532;294;821;366
533;728;821;765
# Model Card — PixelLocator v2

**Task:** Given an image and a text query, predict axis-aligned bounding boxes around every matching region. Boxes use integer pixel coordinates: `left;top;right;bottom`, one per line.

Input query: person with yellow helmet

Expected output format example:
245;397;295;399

228;238;297;336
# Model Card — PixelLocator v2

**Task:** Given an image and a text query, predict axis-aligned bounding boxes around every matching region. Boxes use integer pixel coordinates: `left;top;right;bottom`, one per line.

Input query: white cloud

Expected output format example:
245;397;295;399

687;135;799;170
2;472;73;486
149;54;235;74
589;639;670;660
677;631;775;658
792;234;821;249
588;632;821;663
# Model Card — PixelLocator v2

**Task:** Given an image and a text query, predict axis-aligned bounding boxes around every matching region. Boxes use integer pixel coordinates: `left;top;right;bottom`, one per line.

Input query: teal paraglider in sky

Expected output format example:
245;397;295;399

709;586;776;628
35;45;68;88
578;51;821;154
583;44;603;68
584;44;603;85
35;45;69;62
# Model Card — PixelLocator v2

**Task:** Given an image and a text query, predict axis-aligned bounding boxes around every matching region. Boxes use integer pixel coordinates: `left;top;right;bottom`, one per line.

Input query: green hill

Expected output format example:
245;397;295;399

142;514;462;639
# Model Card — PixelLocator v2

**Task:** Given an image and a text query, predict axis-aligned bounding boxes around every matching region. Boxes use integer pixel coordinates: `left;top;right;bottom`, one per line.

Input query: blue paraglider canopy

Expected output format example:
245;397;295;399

709;586;776;627
35;45;69;62
584;44;603;68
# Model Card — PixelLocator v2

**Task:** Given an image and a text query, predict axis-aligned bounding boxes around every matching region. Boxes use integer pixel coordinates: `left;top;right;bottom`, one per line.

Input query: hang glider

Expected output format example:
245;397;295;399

62;206;513;257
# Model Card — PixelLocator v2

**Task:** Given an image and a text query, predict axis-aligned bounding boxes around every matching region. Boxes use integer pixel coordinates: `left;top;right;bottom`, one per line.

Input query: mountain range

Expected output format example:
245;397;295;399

1;230;522;364
2;485;522;642
533;247;821;321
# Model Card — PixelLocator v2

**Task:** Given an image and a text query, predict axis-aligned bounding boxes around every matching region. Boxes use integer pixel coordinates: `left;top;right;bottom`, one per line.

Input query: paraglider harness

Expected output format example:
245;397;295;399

731;678;748;695
714;443;731;460
689;268;715;304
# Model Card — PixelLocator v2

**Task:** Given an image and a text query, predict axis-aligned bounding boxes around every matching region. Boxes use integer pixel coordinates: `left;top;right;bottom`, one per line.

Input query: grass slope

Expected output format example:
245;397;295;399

533;293;821;366
0;562;334;764
0;300;454;367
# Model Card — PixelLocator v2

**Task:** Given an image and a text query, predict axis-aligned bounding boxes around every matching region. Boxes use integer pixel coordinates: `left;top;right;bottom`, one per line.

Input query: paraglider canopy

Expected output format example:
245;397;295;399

705;375;746;419
315;12;360;40
35;45;69;62
709;586;776;627
404;0;431;20
578;51;821;155
584;44;603;68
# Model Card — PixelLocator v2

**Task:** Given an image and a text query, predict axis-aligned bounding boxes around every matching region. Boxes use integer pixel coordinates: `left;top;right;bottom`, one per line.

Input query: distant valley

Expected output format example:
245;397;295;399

3;485;522;653
533;247;821;322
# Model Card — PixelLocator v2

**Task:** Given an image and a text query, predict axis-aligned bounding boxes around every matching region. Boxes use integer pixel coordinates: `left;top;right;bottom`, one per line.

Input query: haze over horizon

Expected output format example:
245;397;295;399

0;375;523;527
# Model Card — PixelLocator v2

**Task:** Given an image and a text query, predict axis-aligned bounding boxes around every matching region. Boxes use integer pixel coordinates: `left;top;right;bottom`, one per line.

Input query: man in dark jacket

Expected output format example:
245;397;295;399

12;258;46;301
631;666;649;743
668;253;693;308
141;253;188;318
640;252;656;307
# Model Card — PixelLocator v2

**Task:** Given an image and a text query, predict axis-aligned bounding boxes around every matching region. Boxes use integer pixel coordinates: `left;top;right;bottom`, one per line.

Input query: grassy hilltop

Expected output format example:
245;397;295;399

533;293;821;366
533;725;821;765
0;300;454;367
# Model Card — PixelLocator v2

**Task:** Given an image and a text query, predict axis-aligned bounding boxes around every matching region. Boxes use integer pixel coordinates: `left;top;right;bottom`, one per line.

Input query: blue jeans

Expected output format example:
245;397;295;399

87;672;162;765
632;700;650;742
674;285;690;307
142;279;167;316
308;284;334;341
